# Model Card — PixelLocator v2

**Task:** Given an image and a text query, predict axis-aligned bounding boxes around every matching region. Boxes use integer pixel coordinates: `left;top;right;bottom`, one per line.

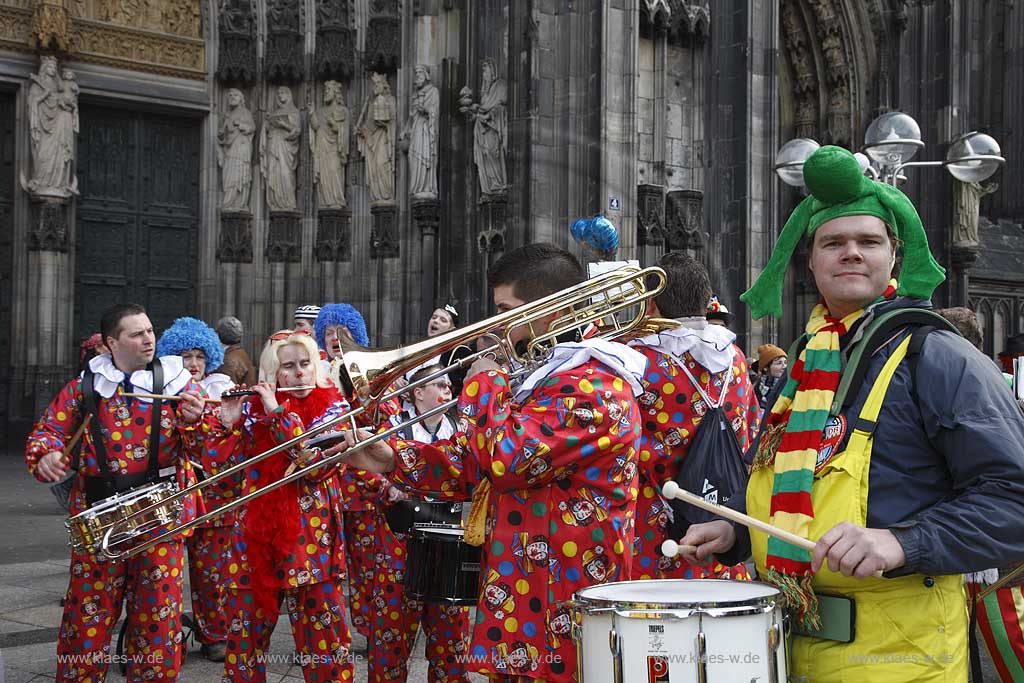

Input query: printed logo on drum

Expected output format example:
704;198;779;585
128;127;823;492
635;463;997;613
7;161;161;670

648;625;664;634
647;655;669;683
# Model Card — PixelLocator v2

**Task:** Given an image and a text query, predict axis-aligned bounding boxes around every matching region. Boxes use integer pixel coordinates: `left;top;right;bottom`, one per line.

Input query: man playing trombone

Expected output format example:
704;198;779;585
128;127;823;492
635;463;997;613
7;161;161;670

26;302;207;682
337;242;651;682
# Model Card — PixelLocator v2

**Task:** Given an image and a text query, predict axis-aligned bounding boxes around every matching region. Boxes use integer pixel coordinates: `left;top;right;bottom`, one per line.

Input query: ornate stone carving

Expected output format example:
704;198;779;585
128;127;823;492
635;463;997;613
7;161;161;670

825;79;851;146
266;0;303;82
460;58;508;197
218;88;255;211
365;0;400;74
356;72;396;205
637;184;665;246
795;95;818;140
217;0;256;83
31;0;69;51
477;193;507;254
22;57;78;200
316;208;351;262
260;86;300;213
28;198;69;252
665;189;704;254
64;16;205;79
310;80;350;209
667;0;710;42
412;197;440;236
315;0;354;80
267;211;301;262
405;65;439;200
217;211;253;263
370;204;399;258
952;179;999;248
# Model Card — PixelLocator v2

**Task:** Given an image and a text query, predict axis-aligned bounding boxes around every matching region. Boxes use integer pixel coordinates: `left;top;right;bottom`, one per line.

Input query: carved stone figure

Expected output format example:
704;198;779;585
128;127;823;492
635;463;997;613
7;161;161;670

952;179;999;247
405;65;440;199
260;86;301;212
356;72;396;204
23;57;77;198
310;80;350;209
217;89;255;211
461;58;508;196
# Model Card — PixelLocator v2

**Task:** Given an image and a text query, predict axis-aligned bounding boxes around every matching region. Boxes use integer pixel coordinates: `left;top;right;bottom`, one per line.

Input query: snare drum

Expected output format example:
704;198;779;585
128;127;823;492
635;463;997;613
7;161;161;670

404;525;480;605
65;480;183;557
573;579;787;683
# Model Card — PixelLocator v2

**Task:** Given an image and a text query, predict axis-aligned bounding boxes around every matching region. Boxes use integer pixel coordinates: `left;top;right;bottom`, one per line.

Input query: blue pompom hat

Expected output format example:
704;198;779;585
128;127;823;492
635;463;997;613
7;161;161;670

156;317;225;372
314;303;369;349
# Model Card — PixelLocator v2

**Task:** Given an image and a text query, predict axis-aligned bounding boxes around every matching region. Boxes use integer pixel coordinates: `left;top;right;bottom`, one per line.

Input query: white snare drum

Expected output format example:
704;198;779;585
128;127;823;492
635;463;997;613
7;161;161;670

573;579;786;683
65;481;183;557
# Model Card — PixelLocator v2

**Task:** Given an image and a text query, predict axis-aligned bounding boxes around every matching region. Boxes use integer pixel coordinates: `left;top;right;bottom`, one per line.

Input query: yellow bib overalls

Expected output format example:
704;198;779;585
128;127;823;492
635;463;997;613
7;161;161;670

748;336;968;682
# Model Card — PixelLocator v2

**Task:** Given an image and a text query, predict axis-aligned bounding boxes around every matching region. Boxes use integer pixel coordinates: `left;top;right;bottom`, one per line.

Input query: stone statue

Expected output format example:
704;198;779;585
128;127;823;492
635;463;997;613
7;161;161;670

356;72;396;204
23;56;77;198
405;64;439;199
310;80;350;209
460;58;508;196
260;86;301;212
952;179;999;247
217;88;255;211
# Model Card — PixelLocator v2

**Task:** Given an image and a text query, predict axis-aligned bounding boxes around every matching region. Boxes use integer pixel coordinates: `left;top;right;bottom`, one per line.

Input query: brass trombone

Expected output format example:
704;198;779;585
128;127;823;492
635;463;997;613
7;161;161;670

99;264;667;561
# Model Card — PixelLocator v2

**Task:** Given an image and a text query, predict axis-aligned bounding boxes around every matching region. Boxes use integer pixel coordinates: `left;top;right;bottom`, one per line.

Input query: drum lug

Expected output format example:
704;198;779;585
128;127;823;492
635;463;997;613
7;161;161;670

695;630;707;683
608;627;624;683
767;622;782;683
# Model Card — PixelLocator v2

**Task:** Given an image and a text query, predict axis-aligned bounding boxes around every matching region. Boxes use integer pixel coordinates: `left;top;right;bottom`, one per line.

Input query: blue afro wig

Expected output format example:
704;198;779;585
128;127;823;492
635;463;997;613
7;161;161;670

156;317;225;372
315;303;369;349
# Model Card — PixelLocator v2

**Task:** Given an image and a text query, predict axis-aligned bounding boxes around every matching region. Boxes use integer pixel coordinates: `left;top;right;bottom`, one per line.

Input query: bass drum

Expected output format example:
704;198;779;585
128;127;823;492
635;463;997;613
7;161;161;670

573;579;787;683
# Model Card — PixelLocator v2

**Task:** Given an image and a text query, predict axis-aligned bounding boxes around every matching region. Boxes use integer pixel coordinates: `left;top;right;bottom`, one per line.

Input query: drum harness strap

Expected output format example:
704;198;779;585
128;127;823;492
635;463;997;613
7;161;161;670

80;360;165;505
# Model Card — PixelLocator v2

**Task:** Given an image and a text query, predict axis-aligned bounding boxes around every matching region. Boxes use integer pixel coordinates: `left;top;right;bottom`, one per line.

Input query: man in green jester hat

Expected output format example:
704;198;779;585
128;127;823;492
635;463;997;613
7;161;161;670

671;145;1024;682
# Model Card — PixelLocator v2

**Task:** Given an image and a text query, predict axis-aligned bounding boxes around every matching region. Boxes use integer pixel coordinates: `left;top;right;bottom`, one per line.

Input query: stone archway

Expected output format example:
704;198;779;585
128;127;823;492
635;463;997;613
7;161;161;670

778;0;897;150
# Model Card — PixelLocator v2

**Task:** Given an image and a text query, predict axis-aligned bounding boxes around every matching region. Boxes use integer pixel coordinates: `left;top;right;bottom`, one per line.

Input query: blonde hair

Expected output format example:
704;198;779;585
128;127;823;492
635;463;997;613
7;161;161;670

258;331;329;387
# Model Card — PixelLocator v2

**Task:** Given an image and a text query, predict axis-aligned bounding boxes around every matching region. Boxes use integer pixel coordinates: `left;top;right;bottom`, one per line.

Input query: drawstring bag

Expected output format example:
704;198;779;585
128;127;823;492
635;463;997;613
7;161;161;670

667;364;750;539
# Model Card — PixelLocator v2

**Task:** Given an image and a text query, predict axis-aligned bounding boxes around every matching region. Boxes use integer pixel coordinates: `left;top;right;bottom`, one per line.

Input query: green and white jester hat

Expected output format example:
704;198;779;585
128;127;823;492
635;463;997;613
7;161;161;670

740;145;946;320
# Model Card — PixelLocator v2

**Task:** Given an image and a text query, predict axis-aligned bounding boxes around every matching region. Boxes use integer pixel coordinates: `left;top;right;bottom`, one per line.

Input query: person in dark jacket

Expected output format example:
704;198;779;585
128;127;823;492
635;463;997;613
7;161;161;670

675;146;1024;682
215;315;257;386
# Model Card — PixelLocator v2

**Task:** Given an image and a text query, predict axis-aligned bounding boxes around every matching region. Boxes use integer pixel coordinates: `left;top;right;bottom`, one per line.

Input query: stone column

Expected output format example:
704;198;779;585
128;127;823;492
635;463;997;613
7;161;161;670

26;196;73;416
950;244;978;308
412;197;440;327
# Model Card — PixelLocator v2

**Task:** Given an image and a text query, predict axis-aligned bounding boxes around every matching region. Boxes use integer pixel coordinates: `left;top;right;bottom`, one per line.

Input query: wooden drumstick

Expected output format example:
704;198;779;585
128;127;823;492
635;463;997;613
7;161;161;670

60;415;91;467
661;481;884;577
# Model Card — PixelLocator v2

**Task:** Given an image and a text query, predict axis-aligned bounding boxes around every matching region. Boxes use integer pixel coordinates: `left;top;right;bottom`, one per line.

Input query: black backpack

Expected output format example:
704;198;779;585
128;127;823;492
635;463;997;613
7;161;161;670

666;362;750;539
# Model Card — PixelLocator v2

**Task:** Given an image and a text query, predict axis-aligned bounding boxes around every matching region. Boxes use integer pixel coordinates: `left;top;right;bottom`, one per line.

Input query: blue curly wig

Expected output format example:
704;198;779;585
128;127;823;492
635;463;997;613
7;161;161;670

156;317;225;372
315;303;369;349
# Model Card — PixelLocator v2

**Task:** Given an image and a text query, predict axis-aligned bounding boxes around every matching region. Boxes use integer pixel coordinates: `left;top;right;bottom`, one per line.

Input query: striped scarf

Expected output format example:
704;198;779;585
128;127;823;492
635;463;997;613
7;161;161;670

752;280;897;629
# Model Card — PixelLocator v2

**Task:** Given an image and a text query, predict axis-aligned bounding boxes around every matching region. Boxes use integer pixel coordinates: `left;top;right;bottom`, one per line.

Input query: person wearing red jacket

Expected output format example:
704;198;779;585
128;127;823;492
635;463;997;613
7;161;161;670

628;252;759;581
26;302;207;682
207;330;354;683
334;243;648;682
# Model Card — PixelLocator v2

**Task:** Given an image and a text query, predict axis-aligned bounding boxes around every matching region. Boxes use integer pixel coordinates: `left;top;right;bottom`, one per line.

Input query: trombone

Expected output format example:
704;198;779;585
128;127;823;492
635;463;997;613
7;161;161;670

99;264;667;561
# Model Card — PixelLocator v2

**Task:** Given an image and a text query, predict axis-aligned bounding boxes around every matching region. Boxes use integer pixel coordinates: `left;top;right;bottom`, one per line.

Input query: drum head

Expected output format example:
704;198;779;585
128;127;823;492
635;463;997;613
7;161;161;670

576;579;779;609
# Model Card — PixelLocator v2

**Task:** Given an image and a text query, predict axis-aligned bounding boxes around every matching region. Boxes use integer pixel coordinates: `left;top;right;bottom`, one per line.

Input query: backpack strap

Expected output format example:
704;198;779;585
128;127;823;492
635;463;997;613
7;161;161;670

80;365;116;497
146;359;164;483
832;308;959;416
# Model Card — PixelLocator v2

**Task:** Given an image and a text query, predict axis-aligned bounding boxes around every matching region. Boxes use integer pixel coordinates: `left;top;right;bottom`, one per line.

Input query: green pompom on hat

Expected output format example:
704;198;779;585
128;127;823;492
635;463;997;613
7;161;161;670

741;145;946;319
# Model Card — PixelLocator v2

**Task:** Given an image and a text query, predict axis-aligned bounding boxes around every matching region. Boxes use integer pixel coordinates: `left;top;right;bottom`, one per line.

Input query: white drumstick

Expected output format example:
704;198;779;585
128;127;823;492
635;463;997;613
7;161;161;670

662;481;815;551
661;481;883;577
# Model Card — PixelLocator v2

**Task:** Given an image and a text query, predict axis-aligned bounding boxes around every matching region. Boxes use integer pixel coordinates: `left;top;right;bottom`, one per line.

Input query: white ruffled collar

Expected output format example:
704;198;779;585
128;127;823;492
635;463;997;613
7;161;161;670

630;316;737;374
85;354;192;400
201;372;234;400
514;338;649;402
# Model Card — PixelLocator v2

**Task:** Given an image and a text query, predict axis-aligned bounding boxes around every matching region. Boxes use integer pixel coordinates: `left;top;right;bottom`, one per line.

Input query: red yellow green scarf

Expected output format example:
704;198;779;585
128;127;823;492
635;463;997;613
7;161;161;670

752;280;897;628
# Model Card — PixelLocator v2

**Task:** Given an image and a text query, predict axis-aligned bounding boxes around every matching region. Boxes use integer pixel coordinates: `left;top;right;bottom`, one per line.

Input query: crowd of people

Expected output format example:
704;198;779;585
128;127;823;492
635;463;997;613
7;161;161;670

23;144;1024;683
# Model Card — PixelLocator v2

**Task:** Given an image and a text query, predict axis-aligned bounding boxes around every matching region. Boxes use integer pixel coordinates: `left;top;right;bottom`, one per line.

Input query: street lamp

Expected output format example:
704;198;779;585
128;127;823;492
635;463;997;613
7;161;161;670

775;112;1005;188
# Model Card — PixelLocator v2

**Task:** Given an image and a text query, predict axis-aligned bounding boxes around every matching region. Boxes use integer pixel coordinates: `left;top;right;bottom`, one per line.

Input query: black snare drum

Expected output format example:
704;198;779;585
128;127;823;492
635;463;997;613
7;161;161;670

405;525;480;605
384;499;462;535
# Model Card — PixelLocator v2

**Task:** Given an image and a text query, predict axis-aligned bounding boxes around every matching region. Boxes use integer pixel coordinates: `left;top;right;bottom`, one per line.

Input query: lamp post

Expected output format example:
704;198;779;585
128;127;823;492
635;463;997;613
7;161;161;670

773;112;1007;310
774;112;1005;188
